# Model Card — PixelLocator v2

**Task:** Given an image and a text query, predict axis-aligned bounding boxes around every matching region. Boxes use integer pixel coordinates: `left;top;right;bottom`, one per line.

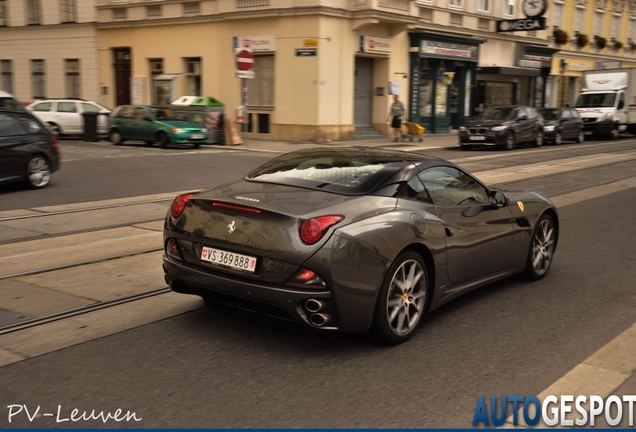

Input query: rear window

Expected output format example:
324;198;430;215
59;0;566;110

246;150;418;195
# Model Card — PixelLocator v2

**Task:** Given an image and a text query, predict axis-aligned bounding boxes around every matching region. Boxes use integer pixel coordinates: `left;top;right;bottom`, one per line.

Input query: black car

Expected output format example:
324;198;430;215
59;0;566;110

0;107;60;189
459;106;544;150
538;107;584;145
163;147;558;344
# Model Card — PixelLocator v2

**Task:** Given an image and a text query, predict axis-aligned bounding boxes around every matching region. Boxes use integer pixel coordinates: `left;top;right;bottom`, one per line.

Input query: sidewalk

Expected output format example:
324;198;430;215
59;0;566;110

224;133;459;154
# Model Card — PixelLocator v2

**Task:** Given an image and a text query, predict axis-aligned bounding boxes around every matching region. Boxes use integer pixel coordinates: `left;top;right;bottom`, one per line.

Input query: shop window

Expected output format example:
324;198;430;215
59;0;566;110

31;60;45;99
60;0;77;23
0;0;9;26
27;0;41;24
418;59;433;117
65;59;80;99
247;55;274;107
1;60;12;93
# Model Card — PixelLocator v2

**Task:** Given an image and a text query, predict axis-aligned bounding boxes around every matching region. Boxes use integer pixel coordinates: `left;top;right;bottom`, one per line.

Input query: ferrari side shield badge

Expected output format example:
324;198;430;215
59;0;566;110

517;201;525;212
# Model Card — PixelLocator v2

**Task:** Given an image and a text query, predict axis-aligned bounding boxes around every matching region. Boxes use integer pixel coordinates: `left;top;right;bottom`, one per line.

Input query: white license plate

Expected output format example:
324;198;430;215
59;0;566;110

584;131;593;136
470;136;486;141
190;134;204;140
200;246;257;273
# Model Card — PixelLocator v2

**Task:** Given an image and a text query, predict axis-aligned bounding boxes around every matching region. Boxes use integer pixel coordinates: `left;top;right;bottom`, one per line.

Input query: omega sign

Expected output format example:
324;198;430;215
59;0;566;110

496;17;546;32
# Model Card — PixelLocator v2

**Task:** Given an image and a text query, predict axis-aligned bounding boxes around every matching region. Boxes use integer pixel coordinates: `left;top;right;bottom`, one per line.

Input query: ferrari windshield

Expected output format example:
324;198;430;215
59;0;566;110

246;149;423;194
576;93;616;108
477;107;517;121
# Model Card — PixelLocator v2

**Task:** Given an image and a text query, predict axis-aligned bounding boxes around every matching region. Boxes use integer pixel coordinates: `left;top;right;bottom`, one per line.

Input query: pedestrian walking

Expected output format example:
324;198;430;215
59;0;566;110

387;95;406;142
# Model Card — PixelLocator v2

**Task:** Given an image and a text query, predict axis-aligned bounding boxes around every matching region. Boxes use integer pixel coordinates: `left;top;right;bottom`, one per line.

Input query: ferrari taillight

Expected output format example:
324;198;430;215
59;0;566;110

171;193;195;219
299;215;344;245
52;134;60;150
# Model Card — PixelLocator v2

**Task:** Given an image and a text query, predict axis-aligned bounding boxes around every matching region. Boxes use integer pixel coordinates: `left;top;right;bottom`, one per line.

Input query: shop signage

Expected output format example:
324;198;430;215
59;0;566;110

233;35;277;52
496;17;546;33
359;36;392;55
420;41;478;59
522;54;552;67
295;48;317;57
568;64;592;72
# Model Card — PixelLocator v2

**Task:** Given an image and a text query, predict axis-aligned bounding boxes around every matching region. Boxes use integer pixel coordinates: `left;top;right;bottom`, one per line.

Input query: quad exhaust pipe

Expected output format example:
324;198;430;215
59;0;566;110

309;313;331;327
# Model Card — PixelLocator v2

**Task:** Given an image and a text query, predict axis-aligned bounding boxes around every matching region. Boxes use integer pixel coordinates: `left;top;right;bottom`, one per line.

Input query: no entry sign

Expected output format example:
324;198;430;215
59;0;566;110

236;49;255;78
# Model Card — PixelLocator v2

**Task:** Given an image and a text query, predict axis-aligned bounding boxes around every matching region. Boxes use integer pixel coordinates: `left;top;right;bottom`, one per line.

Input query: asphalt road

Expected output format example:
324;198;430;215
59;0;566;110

0;138;635;428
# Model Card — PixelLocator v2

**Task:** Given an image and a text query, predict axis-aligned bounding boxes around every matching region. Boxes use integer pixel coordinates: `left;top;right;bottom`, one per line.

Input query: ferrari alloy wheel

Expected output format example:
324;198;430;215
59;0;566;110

576;130;585;143
533;131;544;148
26;155;51;189
373;251;428;344
524;214;557;280
504;131;515;150
554;132;562;146
159;132;170;149
110;129;124;145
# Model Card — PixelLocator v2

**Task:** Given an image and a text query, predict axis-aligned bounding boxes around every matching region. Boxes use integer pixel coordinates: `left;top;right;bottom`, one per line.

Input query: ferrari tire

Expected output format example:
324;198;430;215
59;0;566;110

524;214;557;281
372;251;428;345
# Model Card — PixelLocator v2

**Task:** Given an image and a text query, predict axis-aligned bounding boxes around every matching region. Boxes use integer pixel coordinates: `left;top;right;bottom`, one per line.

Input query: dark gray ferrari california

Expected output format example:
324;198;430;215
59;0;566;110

163;148;558;344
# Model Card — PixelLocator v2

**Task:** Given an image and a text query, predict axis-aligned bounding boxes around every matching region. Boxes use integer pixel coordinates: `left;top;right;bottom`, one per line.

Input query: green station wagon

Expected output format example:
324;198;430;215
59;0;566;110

109;105;210;148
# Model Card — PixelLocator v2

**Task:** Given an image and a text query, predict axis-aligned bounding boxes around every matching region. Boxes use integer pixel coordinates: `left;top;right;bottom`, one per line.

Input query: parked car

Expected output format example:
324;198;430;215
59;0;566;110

163;147;559;344
109;105;210;149
26;98;111;136
538;107;584;145
0;106;60;189
0;90;28;112
459;106;544;150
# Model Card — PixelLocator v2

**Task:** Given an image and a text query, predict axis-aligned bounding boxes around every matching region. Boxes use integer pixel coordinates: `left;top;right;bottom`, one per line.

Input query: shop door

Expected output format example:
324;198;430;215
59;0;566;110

113;48;131;106
354;57;373;126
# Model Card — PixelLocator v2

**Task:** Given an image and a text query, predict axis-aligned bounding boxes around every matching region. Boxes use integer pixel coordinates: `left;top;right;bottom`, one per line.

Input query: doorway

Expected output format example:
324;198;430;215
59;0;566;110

354;57;373;126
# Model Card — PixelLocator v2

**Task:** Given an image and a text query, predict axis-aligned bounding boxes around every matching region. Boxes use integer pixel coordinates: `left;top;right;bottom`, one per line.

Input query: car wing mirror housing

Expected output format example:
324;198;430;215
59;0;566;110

489;190;507;208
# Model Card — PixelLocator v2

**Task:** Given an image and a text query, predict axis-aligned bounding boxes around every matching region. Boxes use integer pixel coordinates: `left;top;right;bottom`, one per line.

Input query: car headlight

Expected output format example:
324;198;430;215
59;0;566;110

544;125;555;132
491;126;507;132
603;112;613;120
171;128;185;133
459;126;466;132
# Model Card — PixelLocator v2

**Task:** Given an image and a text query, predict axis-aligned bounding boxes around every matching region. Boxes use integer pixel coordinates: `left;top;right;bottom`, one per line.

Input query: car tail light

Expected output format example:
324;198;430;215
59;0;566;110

299;215;344;245
171;193;195;219
166;238;182;261
284;268;327;290
211;201;262;214
52;133;60;150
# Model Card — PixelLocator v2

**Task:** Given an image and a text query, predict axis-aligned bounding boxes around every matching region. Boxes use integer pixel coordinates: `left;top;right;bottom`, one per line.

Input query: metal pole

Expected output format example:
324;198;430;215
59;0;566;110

242;78;248;136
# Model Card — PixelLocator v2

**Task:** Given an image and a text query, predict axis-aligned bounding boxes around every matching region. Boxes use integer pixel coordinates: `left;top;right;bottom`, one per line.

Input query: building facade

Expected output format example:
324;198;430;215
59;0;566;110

548;0;636;107
0;0;102;104
7;0;636;140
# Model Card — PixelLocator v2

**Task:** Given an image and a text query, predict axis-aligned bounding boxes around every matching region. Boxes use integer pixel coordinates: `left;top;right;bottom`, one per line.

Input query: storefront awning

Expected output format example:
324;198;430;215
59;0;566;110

478;66;540;77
